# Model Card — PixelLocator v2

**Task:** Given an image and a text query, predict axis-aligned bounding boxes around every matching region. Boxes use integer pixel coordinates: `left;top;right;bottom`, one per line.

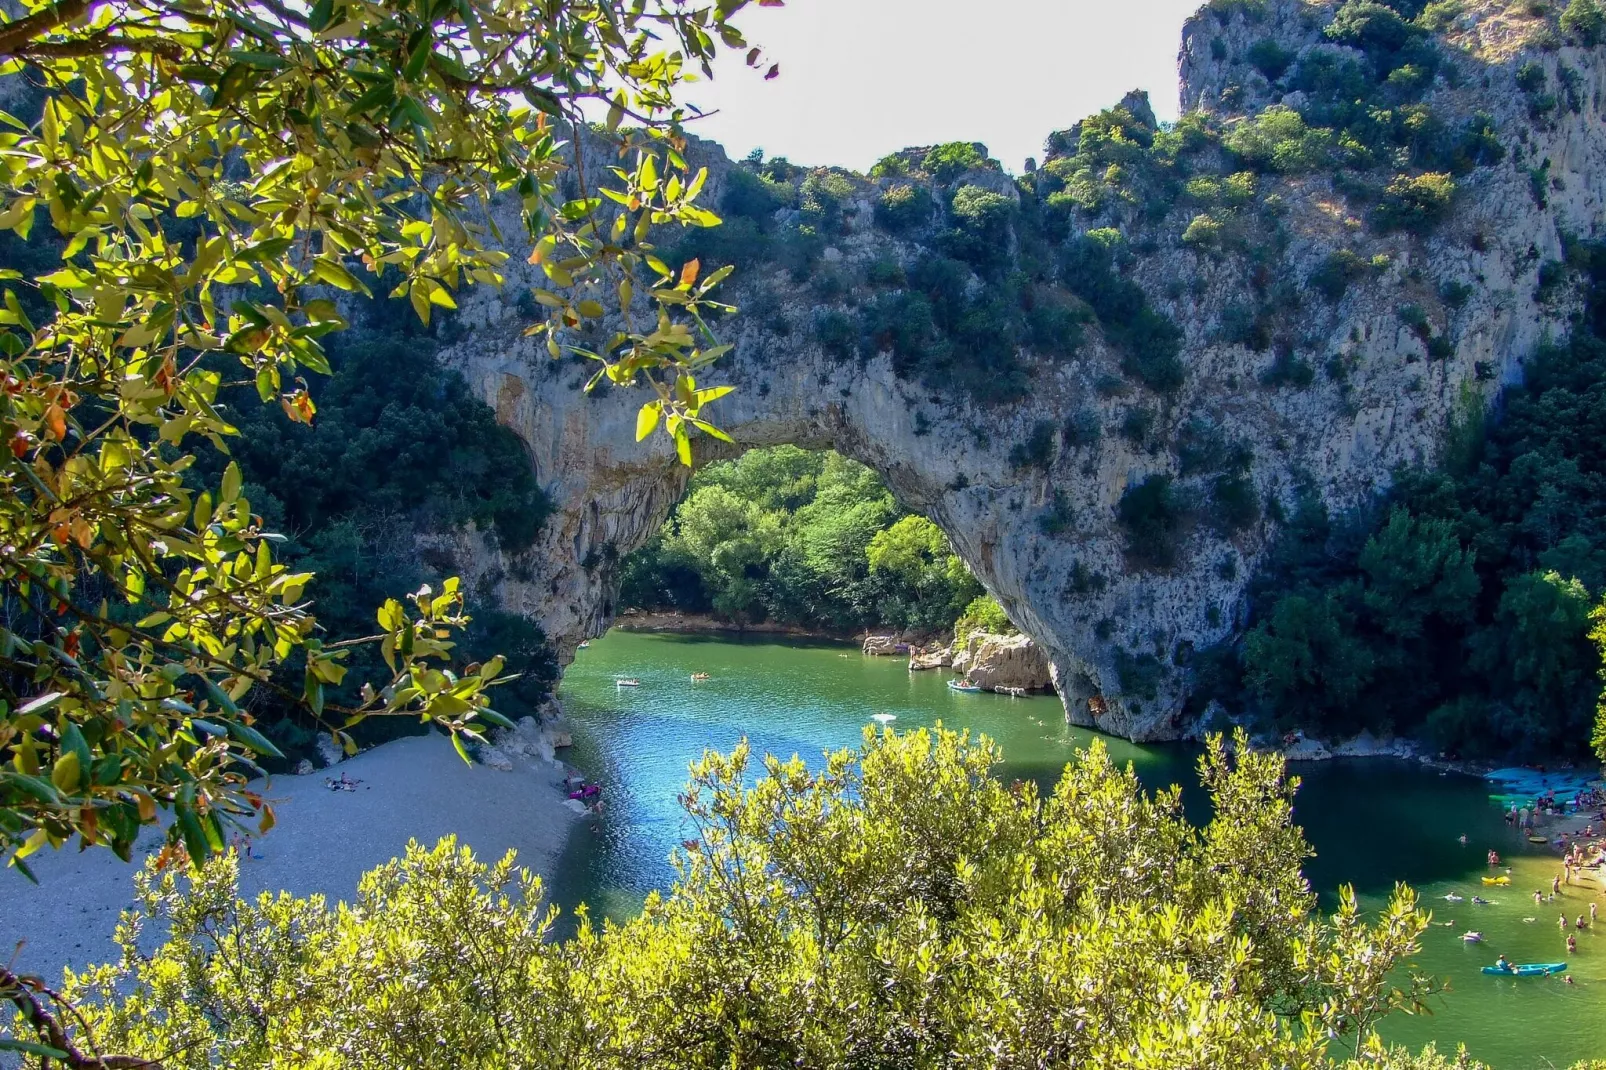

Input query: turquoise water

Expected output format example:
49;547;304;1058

548;631;1606;1067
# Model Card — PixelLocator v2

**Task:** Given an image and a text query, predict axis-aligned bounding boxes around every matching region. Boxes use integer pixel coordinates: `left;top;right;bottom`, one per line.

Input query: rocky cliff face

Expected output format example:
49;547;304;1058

440;0;1606;741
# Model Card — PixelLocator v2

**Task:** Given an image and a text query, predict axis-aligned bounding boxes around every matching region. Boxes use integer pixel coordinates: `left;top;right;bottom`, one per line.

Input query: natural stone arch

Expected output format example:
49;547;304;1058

436;2;1606;741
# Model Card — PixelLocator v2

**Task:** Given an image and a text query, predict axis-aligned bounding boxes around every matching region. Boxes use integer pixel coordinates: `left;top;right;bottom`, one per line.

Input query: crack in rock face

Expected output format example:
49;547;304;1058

440;0;1606;741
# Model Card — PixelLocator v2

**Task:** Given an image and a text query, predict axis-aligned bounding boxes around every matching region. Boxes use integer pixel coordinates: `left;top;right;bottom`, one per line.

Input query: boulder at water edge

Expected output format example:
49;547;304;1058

955;633;1054;693
863;634;910;657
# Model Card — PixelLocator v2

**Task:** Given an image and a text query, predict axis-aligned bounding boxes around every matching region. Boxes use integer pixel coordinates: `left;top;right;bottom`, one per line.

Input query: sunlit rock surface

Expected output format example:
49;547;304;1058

440;0;1605;740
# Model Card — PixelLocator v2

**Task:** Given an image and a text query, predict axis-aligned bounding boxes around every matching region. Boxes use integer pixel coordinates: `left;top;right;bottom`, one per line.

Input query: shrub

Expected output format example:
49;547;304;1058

1223;105;1334;173
1062;408;1103;448
1119;406;1155;445
1118;475;1188;569
800;170;855;234
1039;490;1077;536
1415;0;1463;30
1182;213;1226;249
1561;0;1606;43
1515;61;1546;95
865;253;906;287
1026;294;1087;357
874;183;934;233
860;291;937;368
869;152;909;178
1261;347;1316;387
1324;0;1421;54
940;184;1015;268
1211;473;1261;533
1309;249;1370;302
1009;419;1058;471
1059;233;1185;394
721;167;790;222
1115;648;1166;699
1247;38;1296;80
814;309;858;358
1373;172;1455;234
954;593;1016;639
923;141;989;183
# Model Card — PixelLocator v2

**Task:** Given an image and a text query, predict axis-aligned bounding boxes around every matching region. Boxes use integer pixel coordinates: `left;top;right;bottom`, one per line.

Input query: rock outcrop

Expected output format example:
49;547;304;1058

909;645;953;671
952;633;1055;693
862;635;911;657
438;0;1606;740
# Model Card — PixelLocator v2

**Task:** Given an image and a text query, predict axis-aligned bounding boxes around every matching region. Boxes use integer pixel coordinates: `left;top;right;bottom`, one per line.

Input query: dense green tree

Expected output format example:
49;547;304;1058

621;448;982;634
1234;243;1606;758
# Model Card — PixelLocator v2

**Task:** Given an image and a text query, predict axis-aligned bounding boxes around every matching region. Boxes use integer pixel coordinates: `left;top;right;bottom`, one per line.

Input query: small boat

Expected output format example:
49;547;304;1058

1482;961;1567;976
871;713;896;726
1444;893;1464;902
948;679;981;693
690;672;710;682
1482;875;1510;886
1529;835;1550;844
1461;931;1483;942
615;678;640;687
578;641;590;649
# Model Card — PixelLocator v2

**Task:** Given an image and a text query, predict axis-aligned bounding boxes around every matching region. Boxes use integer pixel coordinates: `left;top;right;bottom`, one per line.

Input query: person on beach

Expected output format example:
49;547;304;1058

1555;874;1564;895
1536;890;1545;903
1592;902;1598;924
1566;974;1577;985
1562;913;1570;931
1569;933;1579;953
1488;850;1501;866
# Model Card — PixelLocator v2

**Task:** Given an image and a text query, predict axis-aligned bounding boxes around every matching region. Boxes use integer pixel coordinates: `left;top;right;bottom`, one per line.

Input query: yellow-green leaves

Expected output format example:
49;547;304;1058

0;0;762;873
42;732;1439;1070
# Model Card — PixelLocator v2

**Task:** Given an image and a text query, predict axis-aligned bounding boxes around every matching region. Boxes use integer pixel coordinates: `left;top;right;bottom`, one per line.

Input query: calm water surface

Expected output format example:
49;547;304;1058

549;631;1606;1068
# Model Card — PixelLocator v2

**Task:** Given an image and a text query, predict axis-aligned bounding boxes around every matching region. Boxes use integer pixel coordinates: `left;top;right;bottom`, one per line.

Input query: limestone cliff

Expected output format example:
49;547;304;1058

440;0;1606;741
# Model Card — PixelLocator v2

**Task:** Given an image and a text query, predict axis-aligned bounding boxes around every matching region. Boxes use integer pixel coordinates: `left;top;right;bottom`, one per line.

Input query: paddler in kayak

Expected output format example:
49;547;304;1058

1495;954;1514;973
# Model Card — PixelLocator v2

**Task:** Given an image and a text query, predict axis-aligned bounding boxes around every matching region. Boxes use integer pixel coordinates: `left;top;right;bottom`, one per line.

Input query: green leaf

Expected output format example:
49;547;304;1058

18;691;63;715
452;733;472;765
311;257;373;296
0;1039;70;1059
227;719;286;759
636;401;661;442
221;460;242;503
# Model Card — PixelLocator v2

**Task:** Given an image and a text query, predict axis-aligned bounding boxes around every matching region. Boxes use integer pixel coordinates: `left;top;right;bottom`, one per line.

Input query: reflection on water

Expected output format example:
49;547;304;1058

547;631;1606;1068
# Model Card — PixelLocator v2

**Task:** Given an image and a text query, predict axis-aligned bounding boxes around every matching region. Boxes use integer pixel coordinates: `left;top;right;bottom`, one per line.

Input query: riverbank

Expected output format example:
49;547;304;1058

612;609;856;640
0;732;582;983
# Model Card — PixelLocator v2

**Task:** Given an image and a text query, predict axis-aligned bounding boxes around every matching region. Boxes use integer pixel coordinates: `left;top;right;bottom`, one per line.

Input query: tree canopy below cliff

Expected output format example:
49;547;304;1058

1218;242;1606;761
619;446;983;634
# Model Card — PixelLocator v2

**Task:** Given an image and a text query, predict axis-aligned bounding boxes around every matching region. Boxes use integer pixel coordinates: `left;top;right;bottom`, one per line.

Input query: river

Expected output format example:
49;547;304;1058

547;630;1606;1068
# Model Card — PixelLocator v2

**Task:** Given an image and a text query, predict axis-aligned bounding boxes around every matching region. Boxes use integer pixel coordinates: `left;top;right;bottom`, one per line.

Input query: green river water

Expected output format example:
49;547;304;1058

548;630;1606;1067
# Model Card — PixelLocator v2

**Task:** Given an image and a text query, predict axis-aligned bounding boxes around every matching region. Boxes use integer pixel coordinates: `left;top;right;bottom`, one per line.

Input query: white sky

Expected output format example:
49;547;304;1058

678;0;1207;175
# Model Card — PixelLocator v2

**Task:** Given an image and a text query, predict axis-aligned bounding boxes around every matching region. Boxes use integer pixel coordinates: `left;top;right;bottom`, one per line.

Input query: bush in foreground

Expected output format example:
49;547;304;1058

27;728;1453;1069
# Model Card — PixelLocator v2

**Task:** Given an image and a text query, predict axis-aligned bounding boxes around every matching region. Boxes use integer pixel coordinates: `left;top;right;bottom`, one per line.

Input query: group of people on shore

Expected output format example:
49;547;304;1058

562;769;607;818
1506;786;1606;838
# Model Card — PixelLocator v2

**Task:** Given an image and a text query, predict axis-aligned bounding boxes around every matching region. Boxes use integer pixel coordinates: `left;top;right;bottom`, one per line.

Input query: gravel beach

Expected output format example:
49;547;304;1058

0;732;583;982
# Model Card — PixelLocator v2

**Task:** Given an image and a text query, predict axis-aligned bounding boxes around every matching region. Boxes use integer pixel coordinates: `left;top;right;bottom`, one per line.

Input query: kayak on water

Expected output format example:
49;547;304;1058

1482;962;1567;976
